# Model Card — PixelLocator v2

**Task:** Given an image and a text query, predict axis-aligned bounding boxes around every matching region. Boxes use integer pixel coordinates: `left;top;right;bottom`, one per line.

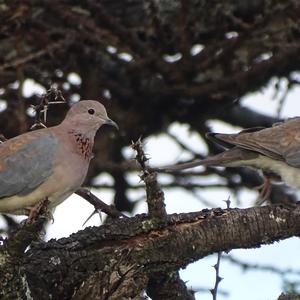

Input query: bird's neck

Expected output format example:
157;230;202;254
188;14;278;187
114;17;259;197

67;128;95;160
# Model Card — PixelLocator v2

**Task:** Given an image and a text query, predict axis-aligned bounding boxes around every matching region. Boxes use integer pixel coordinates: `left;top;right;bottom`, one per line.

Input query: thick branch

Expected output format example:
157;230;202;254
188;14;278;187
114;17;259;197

1;204;297;299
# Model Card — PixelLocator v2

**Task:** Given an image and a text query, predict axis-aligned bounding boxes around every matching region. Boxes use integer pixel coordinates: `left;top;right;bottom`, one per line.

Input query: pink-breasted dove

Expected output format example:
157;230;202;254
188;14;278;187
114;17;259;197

157;118;300;190
0;100;118;215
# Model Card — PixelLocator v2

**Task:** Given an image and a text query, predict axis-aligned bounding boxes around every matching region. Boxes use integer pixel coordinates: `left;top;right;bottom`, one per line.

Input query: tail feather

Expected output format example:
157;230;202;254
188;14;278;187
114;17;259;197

153;147;258;172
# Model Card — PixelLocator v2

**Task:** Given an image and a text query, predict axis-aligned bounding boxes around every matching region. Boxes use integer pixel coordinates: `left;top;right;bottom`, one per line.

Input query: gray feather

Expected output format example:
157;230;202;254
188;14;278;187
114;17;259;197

0;132;58;198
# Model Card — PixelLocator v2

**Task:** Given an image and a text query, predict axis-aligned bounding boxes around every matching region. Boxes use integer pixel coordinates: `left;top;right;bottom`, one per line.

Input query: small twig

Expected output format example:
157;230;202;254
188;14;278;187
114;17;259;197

210;251;223;300
276;83;289;118
0;40;67;72
30;87;66;129
75;188;127;225
225;255;300;277
210;197;230;299
131;137;149;172
131;138;167;219
93;182;231;190
223;196;231;209
167;132;206;164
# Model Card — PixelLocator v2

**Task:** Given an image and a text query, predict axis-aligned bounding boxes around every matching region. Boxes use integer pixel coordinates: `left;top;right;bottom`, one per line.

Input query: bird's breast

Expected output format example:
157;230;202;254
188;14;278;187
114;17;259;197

67;130;94;160
244;155;300;189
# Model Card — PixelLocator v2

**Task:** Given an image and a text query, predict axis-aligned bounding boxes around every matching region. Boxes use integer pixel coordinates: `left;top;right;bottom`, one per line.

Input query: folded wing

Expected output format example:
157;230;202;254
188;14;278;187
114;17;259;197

209;117;300;167
0;131;58;198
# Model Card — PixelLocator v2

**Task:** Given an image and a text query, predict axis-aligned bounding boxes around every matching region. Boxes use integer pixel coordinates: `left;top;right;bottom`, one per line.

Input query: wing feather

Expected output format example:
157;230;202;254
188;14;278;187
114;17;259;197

0;131;58;198
211;117;300;167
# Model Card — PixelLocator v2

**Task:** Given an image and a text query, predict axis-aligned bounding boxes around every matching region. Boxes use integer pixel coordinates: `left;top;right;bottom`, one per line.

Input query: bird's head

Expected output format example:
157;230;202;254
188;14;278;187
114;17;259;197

63;100;118;132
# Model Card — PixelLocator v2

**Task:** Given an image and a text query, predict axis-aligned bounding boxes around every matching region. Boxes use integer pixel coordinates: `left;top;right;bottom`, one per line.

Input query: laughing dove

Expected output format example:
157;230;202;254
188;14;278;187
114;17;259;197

0;100;118;215
157;118;300;190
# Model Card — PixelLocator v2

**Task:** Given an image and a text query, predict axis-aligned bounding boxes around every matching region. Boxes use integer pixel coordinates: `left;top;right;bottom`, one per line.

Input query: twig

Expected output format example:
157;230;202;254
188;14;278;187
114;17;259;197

75;188;127;225
93;182;231;190
131;137;149;172
210;251;223;300
276;81;289;118
167;131;204;158
210;197;230;299
225;255;300;277
131;138;167;219
223;196;231;209
0;40;67;72
30;87;66;129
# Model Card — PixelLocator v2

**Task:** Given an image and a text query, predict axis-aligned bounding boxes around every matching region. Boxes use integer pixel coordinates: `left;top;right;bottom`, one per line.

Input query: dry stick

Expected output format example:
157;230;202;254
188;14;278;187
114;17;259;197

210;196;230;300
76;188;127;225
131;138;167;219
93;182;230;190
0;40;67;72
211;251;223;300
225;255;300;277
31;87;66;129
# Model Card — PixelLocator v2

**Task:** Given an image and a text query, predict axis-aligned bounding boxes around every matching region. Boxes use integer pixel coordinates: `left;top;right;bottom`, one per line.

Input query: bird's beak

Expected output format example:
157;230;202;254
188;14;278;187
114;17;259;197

105;118;119;130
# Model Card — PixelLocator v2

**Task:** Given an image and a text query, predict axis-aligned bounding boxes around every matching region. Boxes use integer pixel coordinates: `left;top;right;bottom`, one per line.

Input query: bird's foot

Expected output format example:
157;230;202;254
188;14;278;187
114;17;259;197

255;176;272;205
25;197;52;225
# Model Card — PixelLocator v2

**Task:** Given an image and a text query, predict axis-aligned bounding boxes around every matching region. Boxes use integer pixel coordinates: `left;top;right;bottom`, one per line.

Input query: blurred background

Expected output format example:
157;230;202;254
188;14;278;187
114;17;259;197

0;1;300;299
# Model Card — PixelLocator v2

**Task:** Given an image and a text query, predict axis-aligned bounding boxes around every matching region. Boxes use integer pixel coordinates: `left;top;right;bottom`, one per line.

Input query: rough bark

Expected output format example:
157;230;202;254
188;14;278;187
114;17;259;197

1;204;300;299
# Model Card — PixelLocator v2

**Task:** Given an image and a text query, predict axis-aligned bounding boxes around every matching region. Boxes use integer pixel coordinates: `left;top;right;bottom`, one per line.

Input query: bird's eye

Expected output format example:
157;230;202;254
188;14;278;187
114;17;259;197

88;108;95;115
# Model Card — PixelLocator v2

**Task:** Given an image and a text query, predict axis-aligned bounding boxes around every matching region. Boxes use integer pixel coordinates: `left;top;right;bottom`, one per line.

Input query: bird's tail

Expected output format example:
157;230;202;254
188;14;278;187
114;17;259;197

152;147;258;173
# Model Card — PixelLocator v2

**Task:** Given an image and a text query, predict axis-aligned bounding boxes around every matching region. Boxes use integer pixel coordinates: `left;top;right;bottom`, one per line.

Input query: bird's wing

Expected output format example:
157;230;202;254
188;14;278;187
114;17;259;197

210;117;300;167
0;131;59;198
206;127;266;149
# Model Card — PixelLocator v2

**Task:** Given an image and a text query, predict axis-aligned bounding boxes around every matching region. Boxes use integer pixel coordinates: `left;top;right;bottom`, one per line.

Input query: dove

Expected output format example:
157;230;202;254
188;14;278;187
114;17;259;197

0;100;118;216
156;118;300;191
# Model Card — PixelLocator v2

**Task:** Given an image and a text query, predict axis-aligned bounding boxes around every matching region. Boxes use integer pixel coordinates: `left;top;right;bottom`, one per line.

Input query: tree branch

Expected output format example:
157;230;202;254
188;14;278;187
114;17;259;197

0;204;298;299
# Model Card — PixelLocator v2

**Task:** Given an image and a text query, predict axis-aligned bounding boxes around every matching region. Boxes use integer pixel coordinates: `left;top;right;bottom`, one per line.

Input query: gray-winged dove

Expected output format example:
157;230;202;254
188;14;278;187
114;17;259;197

157;118;300;191
0;100;118;215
